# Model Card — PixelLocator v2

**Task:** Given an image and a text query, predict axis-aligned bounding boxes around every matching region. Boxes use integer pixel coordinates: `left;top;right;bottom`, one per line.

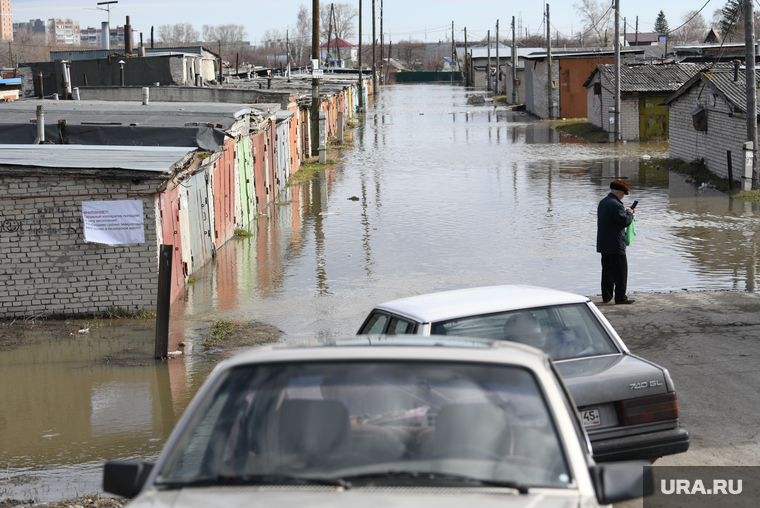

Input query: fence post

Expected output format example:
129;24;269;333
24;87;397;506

154;245;172;359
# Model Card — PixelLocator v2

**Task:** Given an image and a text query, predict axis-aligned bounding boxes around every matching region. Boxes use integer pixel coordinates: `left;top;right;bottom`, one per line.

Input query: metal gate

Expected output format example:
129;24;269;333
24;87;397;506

639;96;669;141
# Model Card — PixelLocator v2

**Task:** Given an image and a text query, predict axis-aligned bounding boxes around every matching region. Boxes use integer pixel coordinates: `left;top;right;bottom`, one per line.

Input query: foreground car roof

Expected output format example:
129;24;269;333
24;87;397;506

372;285;589;323
215;336;550;372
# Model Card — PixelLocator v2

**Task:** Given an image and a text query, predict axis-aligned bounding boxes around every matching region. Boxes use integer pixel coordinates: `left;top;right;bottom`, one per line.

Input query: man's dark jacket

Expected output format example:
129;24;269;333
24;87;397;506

597;193;633;255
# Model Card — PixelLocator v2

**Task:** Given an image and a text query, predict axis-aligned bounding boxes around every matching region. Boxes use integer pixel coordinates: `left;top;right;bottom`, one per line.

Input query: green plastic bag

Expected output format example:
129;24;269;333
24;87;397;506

626;215;637;246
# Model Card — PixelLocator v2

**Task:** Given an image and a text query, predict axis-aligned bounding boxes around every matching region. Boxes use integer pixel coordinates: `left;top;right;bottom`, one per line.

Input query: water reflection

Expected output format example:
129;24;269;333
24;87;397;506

5;83;760;501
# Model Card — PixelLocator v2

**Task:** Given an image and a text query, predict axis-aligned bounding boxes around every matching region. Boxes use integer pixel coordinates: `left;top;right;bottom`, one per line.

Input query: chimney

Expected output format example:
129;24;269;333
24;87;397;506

102;22;110;51
733;59;741;81
125;16;133;54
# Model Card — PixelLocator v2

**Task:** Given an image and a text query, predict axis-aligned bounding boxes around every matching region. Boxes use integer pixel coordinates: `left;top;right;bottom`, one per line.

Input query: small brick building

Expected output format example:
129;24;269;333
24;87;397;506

584;63;700;141
0;146;194;317
664;67;760;183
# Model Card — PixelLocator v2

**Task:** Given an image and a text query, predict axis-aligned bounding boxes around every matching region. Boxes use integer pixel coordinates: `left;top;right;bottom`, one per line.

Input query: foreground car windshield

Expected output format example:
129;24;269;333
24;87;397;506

160;361;571;488
431;303;619;360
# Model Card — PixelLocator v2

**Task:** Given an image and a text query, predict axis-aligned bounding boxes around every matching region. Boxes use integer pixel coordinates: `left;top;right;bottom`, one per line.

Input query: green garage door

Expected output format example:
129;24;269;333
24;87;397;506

639;96;668;141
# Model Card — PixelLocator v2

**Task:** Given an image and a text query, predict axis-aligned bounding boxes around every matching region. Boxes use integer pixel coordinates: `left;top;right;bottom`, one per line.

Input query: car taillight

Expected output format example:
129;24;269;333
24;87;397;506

617;392;679;426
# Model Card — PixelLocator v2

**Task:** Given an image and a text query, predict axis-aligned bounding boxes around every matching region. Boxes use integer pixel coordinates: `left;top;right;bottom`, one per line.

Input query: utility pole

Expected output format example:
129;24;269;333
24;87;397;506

487;30;491;91
372;0;377;94
496;20;499;94
546;5;552;119
451;21;455;85
359;0;363;109
614;0;621;141
635;16;638;46
512;16;517;105
464;27;469;86
311;0;320;155
286;30;291;81
380;0;384;85
745;0;758;187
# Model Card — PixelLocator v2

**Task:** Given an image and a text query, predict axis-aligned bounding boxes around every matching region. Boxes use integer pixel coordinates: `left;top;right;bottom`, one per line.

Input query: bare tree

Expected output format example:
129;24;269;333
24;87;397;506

395;39;425;70
263;29;285;49
574;0;613;45
671;10;708;44
4;28;50;64
293;4;311;65
157;22;200;45
203;24;248;49
320;3;358;44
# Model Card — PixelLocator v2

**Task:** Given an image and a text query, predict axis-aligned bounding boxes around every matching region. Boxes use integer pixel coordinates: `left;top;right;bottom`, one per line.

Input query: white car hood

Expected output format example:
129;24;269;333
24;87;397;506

129;486;582;508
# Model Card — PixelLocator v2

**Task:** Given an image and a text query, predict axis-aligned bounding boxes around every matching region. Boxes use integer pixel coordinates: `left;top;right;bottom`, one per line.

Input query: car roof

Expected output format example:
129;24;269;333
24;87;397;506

215;335;551;374
371;285;590;323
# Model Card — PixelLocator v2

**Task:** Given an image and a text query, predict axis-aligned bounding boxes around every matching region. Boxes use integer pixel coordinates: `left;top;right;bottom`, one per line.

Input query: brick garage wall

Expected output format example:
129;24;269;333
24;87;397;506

587;73;639;140
0;174;162;318
529;59;560;119
669;84;745;183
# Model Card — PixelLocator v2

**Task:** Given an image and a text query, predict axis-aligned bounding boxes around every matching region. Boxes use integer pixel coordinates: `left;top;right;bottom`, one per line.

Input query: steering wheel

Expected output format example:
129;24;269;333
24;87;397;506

430;445;503;461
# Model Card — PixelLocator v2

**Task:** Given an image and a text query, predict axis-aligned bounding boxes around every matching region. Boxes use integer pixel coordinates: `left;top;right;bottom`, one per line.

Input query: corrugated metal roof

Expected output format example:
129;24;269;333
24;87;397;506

591;63;703;92
663;66;760;113
0;100;276;129
0;145;193;173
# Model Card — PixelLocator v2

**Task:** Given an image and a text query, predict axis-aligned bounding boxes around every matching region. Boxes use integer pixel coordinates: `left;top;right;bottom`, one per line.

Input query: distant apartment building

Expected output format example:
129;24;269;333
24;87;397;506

81;25;130;47
13;19;46;37
48;18;81;45
1;0;12;41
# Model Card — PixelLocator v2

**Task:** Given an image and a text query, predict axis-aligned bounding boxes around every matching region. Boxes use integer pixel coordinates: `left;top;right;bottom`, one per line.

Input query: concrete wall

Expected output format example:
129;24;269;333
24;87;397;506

669;83;745;182
79;86;292;109
0;175;161;318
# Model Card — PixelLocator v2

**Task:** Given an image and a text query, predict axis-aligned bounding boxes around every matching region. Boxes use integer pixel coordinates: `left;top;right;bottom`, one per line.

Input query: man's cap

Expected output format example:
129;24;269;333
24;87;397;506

610;180;630;195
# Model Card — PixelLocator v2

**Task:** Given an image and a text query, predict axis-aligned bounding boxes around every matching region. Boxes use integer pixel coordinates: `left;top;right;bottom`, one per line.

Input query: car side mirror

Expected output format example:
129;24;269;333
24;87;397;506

590;461;653;504
103;460;154;498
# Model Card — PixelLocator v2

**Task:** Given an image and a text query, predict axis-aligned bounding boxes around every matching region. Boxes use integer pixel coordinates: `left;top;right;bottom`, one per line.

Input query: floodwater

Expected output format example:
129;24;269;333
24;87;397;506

4;83;760;501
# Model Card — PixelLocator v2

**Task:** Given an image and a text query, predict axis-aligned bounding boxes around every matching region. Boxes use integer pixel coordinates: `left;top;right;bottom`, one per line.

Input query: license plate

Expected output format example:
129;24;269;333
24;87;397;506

582;408;601;427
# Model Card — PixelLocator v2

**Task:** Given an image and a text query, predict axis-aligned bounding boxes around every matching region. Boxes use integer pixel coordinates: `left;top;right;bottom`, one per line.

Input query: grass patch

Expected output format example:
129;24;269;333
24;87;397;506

187;277;197;284
201;319;283;350
202;318;237;349
552;120;609;143
273;201;290;206
494;95;507;103
287;158;338;186
98;307;156;319
651;157;734;193
234;228;253;237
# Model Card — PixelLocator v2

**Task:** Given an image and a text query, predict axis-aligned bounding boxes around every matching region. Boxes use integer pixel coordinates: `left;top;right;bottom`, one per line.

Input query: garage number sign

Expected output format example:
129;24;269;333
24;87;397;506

82;200;145;245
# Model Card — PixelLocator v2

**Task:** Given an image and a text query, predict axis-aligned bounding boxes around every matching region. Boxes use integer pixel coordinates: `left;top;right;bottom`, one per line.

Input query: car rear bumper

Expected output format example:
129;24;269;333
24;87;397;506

591;426;690;462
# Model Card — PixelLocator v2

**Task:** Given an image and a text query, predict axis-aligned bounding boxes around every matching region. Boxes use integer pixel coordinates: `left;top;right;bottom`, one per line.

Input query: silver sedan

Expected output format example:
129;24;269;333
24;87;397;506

358;285;690;462
104;337;652;507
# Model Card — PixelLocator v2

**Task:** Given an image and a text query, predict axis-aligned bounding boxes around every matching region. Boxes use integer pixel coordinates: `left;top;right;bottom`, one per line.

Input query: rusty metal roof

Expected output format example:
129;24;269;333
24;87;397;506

583;63;704;92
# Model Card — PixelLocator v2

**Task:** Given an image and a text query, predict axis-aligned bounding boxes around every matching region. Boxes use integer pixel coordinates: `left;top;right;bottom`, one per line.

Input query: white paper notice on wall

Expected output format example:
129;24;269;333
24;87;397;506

82;200;145;245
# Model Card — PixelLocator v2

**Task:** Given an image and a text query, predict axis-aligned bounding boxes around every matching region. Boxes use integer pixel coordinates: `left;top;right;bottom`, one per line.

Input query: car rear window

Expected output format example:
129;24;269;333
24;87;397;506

431;303;619;360
161;361;571;488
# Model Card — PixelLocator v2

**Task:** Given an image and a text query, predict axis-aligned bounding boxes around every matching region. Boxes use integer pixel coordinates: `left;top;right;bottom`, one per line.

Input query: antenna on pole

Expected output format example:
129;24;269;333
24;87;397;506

96;1;118;29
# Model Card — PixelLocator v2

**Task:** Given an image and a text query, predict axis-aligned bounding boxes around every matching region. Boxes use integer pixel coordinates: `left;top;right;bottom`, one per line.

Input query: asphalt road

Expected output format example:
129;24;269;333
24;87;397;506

597;290;760;507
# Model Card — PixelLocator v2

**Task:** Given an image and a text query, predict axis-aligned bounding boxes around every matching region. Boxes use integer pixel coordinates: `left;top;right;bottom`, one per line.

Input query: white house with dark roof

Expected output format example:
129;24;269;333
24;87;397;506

583;63;701;141
663;66;760;184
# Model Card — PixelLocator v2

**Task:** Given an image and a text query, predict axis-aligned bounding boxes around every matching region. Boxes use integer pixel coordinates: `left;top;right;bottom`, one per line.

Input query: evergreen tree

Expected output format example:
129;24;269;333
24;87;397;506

654;11;670;36
719;0;743;42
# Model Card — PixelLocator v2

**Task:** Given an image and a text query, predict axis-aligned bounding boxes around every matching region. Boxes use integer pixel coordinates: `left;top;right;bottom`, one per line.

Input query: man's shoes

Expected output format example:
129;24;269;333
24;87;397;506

602;299;612;304
616;298;635;305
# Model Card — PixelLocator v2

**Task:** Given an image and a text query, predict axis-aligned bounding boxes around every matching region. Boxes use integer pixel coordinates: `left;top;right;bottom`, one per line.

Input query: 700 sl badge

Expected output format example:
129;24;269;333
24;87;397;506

630;380;663;390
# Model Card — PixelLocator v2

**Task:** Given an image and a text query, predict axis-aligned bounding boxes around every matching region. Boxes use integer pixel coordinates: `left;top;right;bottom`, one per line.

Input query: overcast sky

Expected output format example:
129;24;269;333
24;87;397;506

12;0;719;46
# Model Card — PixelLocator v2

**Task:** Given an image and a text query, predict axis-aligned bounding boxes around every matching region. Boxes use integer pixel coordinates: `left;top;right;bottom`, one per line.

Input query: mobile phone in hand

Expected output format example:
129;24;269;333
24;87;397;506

631;200;638;209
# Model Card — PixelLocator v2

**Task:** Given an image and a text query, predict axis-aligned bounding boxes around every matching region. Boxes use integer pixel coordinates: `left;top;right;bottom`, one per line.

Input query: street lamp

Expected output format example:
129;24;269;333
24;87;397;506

119;60;125;86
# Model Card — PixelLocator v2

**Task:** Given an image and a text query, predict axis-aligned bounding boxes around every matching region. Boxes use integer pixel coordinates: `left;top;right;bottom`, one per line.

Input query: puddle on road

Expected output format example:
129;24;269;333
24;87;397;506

6;84;760;502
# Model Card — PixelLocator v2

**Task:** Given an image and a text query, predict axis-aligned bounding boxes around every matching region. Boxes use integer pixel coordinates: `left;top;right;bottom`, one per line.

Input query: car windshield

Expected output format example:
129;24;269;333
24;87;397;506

431;303;619;360
159;361;571;489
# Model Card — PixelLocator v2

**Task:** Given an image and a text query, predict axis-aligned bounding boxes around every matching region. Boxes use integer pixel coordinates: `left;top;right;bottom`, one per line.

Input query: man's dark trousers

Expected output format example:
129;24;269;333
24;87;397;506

601;253;628;303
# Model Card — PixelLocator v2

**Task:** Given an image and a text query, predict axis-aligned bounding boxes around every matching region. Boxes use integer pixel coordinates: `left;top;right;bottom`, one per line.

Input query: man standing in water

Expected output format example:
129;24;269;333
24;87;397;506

597;180;635;304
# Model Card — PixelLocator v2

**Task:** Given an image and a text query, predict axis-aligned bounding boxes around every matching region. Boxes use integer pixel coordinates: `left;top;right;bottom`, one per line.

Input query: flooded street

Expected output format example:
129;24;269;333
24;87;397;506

4;83;760;501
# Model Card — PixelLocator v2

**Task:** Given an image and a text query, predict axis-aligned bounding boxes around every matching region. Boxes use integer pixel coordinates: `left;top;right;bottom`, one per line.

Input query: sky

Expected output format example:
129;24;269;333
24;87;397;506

11;0;720;46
